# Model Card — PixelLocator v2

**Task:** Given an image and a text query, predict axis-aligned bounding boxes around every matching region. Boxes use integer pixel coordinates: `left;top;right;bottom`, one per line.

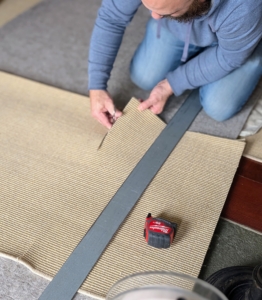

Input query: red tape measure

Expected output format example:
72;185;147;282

144;213;177;248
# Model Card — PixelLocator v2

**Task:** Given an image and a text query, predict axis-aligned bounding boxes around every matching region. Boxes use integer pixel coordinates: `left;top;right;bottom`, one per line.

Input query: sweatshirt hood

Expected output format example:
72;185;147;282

157;0;222;62
181;0;222;61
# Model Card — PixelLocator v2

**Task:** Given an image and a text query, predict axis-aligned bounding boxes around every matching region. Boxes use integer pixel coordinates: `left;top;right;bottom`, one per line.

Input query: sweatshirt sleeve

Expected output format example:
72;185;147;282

166;4;262;96
88;0;141;90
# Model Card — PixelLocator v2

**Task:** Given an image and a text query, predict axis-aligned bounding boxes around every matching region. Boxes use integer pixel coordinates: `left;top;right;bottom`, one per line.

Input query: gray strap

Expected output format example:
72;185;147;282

39;90;202;300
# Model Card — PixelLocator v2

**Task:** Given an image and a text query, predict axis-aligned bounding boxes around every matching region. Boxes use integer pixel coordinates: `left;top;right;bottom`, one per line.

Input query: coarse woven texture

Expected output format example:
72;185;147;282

2;219;262;300
0;72;245;299
0;0;41;28
0;0;259;139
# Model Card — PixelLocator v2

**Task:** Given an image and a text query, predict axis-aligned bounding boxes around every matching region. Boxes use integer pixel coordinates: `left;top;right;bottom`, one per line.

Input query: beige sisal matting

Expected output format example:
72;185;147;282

0;72;245;299
0;0;42;28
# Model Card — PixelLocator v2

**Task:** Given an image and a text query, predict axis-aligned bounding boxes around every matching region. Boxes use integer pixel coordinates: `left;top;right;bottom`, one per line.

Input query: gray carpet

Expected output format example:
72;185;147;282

0;0;258;139
199;219;262;280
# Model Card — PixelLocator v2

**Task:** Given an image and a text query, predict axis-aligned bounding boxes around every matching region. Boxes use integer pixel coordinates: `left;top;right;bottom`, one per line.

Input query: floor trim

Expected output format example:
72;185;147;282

221;157;262;233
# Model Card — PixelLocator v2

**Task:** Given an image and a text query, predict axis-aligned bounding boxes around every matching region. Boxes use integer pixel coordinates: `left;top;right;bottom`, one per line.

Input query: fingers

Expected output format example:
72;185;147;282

95;109;122;129
92;108;113;129
107;104;122;121
137;79;173;115
114;109;123;121
89;90;122;128
98;112;114;129
150;104;163;115
138;98;165;114
138;98;154;111
107;104;123;125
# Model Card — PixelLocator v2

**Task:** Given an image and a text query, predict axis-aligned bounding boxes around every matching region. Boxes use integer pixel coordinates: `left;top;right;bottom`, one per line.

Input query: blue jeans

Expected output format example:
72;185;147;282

130;18;262;121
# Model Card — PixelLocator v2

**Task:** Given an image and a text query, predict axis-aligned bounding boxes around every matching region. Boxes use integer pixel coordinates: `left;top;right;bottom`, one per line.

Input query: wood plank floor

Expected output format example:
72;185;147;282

222;157;262;233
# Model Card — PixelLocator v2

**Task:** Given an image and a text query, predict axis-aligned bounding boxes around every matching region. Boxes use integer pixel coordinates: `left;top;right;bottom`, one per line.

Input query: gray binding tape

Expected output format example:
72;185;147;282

39;90;202;300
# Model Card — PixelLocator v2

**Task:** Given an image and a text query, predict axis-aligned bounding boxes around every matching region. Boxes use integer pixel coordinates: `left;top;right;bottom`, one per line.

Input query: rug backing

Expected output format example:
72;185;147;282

0;73;245;299
243;129;262;162
239;80;262;138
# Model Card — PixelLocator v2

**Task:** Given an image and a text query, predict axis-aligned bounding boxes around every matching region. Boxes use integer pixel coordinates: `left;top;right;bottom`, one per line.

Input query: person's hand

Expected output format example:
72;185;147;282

89;90;122;129
138;79;173;114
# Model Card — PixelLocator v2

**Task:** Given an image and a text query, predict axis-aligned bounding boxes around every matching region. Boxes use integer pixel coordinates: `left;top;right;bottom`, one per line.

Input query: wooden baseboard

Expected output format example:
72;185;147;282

221;157;262;233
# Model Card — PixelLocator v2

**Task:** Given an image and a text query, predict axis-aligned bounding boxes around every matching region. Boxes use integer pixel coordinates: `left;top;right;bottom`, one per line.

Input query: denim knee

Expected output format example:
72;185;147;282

129;16;186;91
200;41;262;122
199;91;240;122
130;59;161;91
129;18;159;91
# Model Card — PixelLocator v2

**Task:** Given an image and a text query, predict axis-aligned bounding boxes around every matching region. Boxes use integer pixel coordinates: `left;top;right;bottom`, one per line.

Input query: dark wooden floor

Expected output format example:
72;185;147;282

222;157;262;233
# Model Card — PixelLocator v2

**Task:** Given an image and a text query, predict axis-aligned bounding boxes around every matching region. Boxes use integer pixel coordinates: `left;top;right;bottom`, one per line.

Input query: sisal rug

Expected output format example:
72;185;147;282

0;72;245;299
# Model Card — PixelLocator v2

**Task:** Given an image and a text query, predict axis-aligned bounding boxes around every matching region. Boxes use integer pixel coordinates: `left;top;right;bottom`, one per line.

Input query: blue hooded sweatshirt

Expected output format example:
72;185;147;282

88;0;262;96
